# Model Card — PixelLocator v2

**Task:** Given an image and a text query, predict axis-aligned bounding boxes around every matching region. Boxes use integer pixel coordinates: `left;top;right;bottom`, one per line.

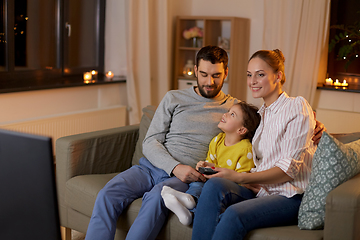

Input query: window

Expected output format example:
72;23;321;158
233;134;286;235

327;0;360;80
0;0;105;92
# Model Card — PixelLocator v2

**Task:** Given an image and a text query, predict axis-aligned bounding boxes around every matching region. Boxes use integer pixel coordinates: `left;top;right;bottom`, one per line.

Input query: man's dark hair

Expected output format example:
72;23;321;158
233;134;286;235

238;101;261;142
195;45;228;70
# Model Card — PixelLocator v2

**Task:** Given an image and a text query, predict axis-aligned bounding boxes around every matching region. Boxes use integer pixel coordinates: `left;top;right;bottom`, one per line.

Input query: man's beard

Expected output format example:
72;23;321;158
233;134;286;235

196;77;224;98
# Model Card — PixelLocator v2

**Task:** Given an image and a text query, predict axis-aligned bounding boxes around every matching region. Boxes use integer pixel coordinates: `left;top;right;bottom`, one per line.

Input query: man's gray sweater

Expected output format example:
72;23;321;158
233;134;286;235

142;87;237;175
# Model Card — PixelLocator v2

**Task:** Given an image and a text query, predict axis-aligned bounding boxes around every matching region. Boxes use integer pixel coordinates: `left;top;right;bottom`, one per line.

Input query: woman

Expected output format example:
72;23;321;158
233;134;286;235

191;49;317;240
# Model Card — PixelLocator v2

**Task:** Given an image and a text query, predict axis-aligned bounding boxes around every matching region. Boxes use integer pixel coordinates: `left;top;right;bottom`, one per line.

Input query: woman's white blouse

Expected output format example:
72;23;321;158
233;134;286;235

252;92;317;198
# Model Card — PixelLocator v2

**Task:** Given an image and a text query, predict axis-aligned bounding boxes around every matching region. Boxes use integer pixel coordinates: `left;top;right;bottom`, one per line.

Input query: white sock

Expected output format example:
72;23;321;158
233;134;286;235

162;193;193;225
161;186;196;210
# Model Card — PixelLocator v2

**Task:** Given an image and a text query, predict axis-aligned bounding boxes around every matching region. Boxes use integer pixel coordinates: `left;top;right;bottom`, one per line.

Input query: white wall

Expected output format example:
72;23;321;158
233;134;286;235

313;89;360;133
0;83;128;126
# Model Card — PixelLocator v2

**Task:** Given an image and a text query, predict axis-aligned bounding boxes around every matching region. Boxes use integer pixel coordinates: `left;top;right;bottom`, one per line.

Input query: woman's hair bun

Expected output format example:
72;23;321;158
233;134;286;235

273;49;285;63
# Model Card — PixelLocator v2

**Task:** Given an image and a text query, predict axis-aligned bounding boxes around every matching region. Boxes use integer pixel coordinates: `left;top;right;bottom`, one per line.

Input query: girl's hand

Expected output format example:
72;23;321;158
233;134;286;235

196;161;215;170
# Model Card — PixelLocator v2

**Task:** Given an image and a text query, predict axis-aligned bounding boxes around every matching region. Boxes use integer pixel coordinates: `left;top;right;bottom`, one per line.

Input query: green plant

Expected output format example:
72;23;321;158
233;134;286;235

328;11;360;71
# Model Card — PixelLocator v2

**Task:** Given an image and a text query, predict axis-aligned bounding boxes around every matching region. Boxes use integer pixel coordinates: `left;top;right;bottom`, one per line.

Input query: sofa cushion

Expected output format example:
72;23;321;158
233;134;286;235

132;105;156;166
65;173;119;217
298;132;360;230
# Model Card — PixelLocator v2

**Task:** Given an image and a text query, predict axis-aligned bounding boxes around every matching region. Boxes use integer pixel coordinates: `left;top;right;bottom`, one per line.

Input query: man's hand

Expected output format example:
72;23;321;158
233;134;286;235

313;112;327;145
172;164;207;183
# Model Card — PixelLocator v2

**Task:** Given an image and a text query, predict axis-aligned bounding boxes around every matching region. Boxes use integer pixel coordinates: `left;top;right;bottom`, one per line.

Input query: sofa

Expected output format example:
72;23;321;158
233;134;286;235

56;105;360;240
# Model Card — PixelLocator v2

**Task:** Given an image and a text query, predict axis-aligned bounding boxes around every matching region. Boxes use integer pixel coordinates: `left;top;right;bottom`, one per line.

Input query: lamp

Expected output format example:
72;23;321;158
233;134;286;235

183;60;195;77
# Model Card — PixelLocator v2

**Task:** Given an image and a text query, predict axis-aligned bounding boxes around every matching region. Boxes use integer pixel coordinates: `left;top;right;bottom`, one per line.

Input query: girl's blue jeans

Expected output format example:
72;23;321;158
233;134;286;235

191;177;303;240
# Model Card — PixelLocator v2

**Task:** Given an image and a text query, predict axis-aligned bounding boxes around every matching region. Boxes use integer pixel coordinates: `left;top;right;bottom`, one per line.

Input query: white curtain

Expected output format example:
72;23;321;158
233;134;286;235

124;0;172;124
263;0;330;106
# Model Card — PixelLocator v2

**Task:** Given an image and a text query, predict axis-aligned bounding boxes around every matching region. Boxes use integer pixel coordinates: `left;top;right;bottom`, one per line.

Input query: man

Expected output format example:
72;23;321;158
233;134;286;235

85;46;325;240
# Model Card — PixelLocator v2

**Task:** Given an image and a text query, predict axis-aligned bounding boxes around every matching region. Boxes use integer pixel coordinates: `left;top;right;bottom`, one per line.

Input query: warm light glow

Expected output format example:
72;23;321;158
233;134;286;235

83;72;92;82
341;80;348;87
105;71;114;80
334;79;341;86
90;70;98;80
325;78;333;85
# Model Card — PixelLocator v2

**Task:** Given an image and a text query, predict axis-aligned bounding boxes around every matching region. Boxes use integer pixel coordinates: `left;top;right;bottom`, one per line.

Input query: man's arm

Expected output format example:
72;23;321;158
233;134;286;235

142;93;206;183
142;95;180;175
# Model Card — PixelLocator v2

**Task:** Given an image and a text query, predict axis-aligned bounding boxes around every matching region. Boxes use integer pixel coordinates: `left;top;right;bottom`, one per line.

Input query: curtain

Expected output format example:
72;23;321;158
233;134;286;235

263;0;330;106
124;0;171;124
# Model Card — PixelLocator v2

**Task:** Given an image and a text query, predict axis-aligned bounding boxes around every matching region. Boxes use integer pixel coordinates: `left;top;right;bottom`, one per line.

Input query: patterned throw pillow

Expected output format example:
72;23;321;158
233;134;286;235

298;131;360;230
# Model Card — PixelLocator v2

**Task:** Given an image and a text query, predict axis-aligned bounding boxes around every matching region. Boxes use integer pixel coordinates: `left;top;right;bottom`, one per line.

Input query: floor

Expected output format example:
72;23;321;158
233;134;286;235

60;228;85;240
72;230;85;240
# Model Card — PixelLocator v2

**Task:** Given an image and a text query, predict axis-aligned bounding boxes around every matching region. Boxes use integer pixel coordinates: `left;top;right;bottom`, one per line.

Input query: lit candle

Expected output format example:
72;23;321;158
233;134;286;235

341;80;348;86
325;78;333;85
334;79;341;86
83;72;92;83
91;70;98;80
105;71;114;81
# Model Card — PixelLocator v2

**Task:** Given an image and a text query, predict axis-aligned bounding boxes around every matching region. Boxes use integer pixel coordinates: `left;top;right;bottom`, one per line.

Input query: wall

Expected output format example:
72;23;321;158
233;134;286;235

313;89;360;133
0;83;128;128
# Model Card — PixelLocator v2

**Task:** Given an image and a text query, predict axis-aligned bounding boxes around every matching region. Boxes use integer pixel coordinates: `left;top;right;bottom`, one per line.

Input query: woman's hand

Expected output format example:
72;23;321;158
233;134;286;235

313;112;326;145
243;184;261;194
204;166;293;185
204;167;244;183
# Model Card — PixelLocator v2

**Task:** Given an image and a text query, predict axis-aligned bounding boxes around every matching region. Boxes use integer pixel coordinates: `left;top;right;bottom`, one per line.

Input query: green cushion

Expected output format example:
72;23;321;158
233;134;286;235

298;132;360;230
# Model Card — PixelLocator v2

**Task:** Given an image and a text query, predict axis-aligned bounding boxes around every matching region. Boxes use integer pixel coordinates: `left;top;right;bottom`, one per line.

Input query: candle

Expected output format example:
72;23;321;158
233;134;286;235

325;78;333;85
83;72;92;83
333;79;341;86
341;80;348;86
105;71;114;81
91;70;98;80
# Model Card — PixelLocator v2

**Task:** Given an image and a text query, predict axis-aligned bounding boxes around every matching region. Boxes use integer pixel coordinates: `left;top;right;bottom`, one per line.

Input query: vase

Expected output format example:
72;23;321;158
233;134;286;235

192;37;202;48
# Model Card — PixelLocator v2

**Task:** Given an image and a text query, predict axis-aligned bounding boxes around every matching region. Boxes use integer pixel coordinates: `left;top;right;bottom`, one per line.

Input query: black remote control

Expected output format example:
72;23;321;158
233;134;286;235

198;167;218;175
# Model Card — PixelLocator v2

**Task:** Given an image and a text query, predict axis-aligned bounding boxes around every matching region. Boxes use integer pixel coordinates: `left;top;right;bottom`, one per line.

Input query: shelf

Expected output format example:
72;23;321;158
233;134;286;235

173;16;250;100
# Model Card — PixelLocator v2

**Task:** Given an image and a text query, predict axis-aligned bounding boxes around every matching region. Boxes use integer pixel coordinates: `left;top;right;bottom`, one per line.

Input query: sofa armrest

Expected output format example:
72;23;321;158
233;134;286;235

331;132;360;144
56;124;139;182
324;172;360;240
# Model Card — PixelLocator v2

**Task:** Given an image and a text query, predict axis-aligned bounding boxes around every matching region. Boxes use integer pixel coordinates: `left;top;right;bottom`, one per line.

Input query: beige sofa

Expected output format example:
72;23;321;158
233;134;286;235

56;105;360;240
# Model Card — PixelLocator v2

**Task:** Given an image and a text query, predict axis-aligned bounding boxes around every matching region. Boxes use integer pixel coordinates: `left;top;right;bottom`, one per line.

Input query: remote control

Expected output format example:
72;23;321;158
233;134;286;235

198;167;218;175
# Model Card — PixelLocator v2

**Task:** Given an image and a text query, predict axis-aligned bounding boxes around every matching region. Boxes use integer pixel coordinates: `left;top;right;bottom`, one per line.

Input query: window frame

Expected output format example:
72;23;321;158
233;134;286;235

327;0;360;80
0;0;106;93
